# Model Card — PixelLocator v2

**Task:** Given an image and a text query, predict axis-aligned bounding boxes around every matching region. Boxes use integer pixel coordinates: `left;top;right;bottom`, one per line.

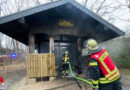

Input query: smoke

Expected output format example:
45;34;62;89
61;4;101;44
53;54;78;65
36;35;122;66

100;36;130;68
100;37;125;58
81;36;130;69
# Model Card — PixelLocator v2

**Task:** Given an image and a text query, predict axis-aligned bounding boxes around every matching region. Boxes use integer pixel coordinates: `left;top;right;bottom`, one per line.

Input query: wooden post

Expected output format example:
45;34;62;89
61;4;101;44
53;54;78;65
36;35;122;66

77;37;81;74
77;37;81;52
38;41;41;53
49;36;55;81
49;36;54;53
28;33;35;53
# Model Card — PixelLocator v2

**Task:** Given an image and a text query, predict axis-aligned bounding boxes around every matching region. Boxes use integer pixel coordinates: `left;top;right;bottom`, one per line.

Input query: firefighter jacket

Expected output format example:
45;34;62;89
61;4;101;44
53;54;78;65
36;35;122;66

89;49;120;84
62;54;70;63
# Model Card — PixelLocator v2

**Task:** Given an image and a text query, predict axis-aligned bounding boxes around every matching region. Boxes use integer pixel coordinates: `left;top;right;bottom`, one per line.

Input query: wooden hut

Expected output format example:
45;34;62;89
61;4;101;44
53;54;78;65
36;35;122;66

0;0;125;78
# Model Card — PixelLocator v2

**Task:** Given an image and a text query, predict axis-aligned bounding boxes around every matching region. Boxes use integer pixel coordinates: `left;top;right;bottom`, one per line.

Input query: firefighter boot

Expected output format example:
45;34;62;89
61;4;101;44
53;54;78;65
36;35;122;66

62;71;65;76
66;70;68;76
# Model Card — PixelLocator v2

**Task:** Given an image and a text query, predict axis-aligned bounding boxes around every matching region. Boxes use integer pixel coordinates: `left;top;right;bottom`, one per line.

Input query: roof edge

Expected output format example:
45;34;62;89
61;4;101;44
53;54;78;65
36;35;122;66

0;0;70;24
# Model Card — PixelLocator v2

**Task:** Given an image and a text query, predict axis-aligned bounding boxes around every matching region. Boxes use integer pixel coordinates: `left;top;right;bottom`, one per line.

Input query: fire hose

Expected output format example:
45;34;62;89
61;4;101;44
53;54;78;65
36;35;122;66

68;62;97;90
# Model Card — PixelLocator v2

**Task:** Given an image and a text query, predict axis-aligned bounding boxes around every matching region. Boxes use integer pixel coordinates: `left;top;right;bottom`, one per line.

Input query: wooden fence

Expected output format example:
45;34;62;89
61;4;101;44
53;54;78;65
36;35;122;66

27;53;55;78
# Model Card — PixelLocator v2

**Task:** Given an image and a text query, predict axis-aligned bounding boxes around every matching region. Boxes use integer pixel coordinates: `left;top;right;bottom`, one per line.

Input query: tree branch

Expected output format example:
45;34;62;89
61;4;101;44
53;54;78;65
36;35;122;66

96;0;106;14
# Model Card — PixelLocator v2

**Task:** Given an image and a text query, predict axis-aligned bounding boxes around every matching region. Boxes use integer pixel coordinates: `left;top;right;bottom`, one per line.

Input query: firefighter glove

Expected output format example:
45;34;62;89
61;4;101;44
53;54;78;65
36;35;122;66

92;80;99;89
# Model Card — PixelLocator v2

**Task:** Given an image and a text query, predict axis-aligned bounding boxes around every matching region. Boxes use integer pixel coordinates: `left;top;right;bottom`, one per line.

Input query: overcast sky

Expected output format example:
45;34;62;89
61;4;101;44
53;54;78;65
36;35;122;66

77;0;130;33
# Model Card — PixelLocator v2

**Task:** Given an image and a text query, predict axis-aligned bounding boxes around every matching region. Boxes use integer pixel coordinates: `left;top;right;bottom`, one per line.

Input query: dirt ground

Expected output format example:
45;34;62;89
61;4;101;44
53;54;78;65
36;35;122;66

0;62;26;90
0;62;26;83
7;73;130;90
7;77;92;90
1;64;130;90
120;75;130;90
7;75;130;90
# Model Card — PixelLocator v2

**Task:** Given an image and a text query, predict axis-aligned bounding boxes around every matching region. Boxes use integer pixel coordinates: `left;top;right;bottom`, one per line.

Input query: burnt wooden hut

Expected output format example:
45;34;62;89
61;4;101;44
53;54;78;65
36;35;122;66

0;0;125;77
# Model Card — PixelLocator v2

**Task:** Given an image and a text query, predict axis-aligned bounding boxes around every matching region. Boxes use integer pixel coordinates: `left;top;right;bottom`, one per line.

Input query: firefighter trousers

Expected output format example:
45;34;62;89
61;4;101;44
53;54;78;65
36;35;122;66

62;63;69;74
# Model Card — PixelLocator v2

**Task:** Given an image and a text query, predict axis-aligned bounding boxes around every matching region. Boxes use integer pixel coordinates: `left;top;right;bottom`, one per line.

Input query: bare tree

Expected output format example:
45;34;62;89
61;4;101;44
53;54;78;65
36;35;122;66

115;0;130;27
83;0;122;23
126;0;130;8
33;0;41;5
84;0;88;6
115;0;130;9
13;0;25;12
0;33;3;54
0;0;9;16
0;0;5;15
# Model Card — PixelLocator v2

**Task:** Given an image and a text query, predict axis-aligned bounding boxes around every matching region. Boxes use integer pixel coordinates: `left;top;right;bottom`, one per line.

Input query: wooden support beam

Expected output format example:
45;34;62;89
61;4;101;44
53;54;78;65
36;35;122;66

77;37;81;52
28;33;35;53
49;36;55;81
77;37;82;74
38;41;41;53
49;36;54;53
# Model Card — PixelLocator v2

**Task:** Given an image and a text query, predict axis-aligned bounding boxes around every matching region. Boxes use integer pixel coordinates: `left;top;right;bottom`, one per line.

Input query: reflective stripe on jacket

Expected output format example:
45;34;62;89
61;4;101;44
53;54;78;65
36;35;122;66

89;49;120;81
99;76;120;84
62;54;69;62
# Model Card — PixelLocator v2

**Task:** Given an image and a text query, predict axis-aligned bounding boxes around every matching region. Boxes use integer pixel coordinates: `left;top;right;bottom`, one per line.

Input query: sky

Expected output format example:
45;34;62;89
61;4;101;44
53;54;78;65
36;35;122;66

76;0;130;33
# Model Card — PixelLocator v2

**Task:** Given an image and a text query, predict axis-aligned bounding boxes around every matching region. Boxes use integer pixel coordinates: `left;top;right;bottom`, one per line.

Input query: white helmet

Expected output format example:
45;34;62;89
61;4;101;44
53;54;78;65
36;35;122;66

65;51;68;54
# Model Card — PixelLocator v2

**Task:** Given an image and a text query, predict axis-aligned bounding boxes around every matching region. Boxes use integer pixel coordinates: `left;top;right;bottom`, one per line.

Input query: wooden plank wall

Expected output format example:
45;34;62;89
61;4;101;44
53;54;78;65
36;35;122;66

27;53;55;78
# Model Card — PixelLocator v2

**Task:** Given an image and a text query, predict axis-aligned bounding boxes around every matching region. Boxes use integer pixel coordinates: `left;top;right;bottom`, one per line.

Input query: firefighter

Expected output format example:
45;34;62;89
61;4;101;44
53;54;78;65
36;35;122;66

62;51;70;76
84;39;122;90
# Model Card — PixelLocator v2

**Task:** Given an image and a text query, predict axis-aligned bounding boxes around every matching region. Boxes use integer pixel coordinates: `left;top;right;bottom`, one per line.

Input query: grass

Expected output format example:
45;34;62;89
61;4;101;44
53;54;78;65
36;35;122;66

0;62;10;66
0;63;4;66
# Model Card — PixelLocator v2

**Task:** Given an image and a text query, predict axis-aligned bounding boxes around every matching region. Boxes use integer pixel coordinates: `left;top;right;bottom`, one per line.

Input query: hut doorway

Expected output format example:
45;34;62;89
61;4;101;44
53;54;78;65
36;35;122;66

54;35;78;73
35;34;79;73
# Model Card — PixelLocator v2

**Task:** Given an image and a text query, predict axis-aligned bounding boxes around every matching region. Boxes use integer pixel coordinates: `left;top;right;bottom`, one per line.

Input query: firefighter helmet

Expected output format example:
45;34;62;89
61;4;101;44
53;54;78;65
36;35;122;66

87;39;98;50
65;51;68;54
